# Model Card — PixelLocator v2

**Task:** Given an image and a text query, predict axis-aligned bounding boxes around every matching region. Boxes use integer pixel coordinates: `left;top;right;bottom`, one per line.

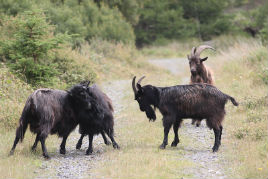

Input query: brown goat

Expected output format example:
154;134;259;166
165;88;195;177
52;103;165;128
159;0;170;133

187;45;215;127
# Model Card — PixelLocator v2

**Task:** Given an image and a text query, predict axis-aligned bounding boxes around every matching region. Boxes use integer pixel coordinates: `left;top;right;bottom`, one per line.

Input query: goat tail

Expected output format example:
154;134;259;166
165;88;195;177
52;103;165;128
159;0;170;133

227;95;239;106
16;111;28;142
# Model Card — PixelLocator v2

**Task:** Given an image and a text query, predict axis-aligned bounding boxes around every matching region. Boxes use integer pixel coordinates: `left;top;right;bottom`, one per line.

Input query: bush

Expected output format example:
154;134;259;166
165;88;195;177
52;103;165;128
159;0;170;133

39;0;135;47
0;9;70;86
135;0;196;46
8;58;58;86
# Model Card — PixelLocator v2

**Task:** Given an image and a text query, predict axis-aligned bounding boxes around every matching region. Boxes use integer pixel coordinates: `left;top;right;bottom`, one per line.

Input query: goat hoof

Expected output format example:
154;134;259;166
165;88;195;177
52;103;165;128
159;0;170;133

171;141;179;147
105;141;111;146
31;146;37;152
60;148;66;155
76;143;82;150
159;144;166;149
43;153;50;160
212;146;219;152
86;149;93;155
113;143;120;149
9;150;14;156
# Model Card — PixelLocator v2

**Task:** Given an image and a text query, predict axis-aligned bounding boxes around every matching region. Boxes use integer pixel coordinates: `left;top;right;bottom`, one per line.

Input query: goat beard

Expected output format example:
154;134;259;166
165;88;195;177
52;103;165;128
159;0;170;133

145;105;156;122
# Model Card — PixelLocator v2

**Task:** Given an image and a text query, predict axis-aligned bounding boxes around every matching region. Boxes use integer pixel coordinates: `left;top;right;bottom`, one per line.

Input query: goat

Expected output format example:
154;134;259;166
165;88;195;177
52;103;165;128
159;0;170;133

132;76;238;152
9;82;93;159
75;84;119;155
187;45;215;127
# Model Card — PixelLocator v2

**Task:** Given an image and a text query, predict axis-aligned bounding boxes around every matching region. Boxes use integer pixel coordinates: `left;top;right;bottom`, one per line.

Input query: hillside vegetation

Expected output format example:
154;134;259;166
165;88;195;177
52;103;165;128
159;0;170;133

0;0;267;178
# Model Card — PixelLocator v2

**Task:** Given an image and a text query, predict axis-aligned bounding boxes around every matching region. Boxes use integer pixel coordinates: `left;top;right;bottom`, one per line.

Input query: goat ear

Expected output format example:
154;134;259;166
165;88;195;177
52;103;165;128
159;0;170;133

66;90;73;96
201;57;208;62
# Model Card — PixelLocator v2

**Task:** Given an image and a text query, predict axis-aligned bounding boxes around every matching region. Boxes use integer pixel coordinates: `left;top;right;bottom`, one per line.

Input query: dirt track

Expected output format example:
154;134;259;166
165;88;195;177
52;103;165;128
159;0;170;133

34;58;227;179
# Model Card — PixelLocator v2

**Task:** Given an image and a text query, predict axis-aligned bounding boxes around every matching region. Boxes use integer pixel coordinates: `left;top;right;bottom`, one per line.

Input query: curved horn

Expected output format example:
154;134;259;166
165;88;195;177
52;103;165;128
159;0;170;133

191;47;196;57
132;76;137;94
86;81;90;87
194;45;215;57
137;76;146;86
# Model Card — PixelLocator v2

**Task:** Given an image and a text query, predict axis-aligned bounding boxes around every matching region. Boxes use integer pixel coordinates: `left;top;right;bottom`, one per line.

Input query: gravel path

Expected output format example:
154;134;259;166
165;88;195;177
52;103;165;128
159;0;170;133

149;58;227;179
34;80;129;179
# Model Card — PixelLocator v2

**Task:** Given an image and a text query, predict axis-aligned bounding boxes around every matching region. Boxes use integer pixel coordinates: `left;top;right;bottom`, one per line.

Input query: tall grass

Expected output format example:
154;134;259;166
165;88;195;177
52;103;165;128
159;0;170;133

211;40;268;178
140;35;258;58
0;64;32;129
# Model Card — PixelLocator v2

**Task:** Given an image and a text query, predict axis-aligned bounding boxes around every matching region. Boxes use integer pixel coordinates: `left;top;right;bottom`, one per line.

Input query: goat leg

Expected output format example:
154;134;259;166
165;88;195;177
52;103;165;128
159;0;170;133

171;120;182;147
9;136;20;156
40;136;50;159
31;134;40;151
60;135;68;155
76;134;85;149
107;130;120;149
159;121;172;149
219;126;223;146
212;128;220;152
101;131;111;145
86;134;93;155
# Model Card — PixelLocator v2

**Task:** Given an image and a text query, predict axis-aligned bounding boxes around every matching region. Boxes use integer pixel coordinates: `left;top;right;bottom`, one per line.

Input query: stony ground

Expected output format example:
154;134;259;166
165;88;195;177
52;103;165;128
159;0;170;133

149;58;227;179
35;58;227;179
34;80;129;179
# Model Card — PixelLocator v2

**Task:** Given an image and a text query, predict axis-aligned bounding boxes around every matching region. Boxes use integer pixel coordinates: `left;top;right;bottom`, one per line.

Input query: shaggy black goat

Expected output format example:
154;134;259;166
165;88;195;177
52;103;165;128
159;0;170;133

75;84;119;155
132;76;238;152
9;83;93;159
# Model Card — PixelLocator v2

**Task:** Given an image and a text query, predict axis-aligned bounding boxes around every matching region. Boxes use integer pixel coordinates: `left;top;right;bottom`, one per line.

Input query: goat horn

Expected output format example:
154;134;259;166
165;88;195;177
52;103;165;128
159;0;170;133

191;47;196;57
86;81;90;87
132;76;137;94
137;76;146;86
194;45;215;57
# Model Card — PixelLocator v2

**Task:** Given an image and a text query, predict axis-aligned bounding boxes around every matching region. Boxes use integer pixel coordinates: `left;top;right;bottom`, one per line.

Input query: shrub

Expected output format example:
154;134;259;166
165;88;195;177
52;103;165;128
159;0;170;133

0;9;70;86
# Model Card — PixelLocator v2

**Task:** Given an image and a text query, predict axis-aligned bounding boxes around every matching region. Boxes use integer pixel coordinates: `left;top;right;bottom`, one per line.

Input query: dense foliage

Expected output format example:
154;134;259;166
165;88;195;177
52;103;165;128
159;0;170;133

0;10;69;86
0;0;267;86
0;0;267;46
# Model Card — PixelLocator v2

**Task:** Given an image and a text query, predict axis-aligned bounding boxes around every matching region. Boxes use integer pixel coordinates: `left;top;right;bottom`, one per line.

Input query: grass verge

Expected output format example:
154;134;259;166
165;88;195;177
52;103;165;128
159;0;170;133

89;76;194;178
212;41;268;178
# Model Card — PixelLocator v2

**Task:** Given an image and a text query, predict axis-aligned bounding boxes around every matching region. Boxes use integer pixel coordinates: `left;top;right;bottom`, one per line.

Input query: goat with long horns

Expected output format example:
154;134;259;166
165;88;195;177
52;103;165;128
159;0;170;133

132;76;238;152
187;45;215;127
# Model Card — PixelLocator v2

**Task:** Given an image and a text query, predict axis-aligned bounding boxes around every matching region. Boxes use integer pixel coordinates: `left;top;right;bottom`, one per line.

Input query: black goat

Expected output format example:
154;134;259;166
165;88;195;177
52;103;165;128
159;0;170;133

9;83;93;159
75;84;119;155
187;45;216;127
132;76;238;152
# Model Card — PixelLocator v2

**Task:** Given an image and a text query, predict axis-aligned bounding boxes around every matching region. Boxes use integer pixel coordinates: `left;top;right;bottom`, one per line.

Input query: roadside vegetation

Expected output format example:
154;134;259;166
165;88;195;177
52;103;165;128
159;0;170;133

0;0;267;178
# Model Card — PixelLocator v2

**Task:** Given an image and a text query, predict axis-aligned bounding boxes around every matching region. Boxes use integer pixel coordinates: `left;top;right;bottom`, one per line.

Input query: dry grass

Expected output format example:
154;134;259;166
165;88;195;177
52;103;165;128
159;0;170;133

89;76;194;179
0;131;60;179
211;41;268;178
140;35;257;59
1;36;267;178
0;40;175;178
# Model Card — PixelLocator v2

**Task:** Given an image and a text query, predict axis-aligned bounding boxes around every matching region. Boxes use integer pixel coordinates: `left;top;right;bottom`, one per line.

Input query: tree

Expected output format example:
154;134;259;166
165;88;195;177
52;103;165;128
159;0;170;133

179;0;231;40
134;0;195;46
0;10;70;86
